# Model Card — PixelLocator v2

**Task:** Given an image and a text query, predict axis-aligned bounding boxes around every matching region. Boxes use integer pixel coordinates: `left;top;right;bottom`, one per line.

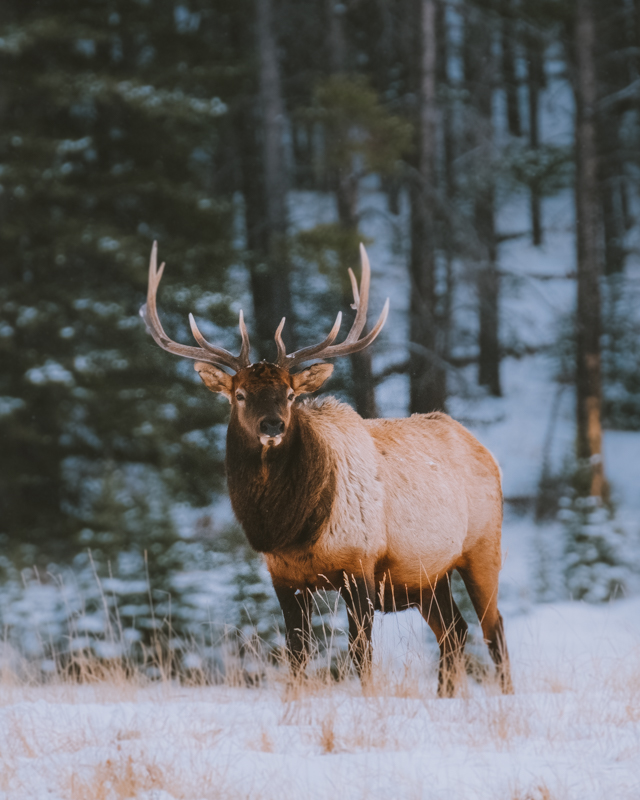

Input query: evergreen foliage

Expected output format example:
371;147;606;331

602;277;640;430
553;295;640;433
0;522;280;668
308;75;413;178
560;492;630;602
0;1;240;565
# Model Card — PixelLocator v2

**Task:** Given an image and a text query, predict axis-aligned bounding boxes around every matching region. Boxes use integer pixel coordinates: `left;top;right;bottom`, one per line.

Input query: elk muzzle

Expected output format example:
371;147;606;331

259;417;285;446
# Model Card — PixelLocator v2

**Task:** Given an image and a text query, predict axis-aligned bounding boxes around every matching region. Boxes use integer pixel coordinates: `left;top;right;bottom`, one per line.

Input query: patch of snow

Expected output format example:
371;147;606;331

1;599;639;799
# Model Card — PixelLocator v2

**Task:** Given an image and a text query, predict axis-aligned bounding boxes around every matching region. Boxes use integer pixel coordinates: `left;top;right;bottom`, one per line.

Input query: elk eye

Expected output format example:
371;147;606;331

235;393;245;402
288;392;295;402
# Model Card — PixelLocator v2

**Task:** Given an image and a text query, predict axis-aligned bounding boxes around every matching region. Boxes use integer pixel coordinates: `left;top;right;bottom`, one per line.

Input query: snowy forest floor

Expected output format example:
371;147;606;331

2;597;640;800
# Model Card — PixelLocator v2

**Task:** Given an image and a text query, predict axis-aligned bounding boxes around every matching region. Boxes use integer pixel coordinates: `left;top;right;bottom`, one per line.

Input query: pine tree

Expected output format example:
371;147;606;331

0;1;240;563
561;495;629;602
296;75;411;416
573;0;606;500
409;0;447;414
463;0;501;397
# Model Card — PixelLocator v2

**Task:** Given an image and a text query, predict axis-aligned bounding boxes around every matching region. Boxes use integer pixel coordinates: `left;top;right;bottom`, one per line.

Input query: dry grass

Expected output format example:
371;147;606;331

247;729;275;753
66;756;166;800
2;615;640;800
507;783;557;800
63;755;253;800
319;716;337;753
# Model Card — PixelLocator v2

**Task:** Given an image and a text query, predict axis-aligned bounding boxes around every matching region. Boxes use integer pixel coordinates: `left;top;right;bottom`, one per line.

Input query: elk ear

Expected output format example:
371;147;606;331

194;362;234;401
291;363;334;396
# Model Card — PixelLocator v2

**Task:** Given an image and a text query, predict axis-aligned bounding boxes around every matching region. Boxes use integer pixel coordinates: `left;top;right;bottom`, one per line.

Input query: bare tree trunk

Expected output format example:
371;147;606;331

436;0;455;361
599;150;626;275
501;0;521;137
250;0;294;357
595;0;630;275
574;0;605;499
476;187;501;396
337;212;378;419
377;0;402;215
325;0;378;418
465;1;501;396
636;0;640;82
409;0;446;413
326;0;347;72
526;31;544;245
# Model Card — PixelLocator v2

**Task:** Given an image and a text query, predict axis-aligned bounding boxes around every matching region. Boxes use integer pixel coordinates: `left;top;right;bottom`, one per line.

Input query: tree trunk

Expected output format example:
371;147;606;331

595;0;630;275
574;0;605;499
636;0;640;84
476;185;501;396
465;1;501;396
336;178;378;420
599;157;626;275
436;0;455;361
325;0;378;418
526;33;544;245
251;0;294;357
501;0;521;137
409;0;446;413
437;0;455;201
326;0;347;73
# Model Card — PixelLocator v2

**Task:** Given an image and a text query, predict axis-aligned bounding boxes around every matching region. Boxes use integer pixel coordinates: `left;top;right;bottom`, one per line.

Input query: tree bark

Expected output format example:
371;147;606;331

574;0;605;499
325;0;378;419
436;0;455;361
409;0;446;413
465;0;501;396
251;0;294;357
501;0;521;137
636;0;640;84
476;187;501;396
326;0;347;73
526;32;544;245
595;0;630;275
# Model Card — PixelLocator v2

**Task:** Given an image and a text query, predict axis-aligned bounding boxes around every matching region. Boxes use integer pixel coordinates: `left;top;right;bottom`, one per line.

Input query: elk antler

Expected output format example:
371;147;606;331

275;244;389;371
139;241;252;372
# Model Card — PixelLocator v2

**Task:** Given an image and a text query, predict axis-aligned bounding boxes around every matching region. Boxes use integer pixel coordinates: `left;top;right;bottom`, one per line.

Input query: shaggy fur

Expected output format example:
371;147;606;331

226;407;336;553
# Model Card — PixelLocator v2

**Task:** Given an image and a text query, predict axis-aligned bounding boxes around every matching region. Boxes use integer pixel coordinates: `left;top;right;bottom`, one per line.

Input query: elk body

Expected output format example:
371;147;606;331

141;243;512;695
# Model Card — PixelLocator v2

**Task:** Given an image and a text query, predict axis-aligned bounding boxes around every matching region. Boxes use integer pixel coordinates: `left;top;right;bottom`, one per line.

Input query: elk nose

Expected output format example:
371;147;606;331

260;418;285;437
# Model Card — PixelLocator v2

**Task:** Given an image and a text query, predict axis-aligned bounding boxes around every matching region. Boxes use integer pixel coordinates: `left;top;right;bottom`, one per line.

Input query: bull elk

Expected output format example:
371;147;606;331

140;242;512;695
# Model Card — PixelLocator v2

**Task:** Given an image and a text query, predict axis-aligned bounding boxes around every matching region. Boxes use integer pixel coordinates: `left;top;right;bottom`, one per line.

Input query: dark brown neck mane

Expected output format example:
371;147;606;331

225;405;336;553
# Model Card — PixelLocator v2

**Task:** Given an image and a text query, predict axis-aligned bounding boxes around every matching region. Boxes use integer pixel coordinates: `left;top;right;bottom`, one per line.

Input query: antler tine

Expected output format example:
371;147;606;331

274;317;287;365
278;311;343;368
343;242;371;344
238;310;251;365
140;242;251;372
347;267;359;310
320;297;389;358
280;244;388;371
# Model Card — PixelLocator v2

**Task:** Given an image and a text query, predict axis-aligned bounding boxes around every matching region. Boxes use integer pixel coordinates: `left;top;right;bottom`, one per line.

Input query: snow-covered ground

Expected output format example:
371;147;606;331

2;598;639;800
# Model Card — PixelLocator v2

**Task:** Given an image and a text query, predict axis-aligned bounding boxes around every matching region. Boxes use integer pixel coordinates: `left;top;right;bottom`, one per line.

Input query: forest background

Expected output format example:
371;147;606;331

1;0;639;670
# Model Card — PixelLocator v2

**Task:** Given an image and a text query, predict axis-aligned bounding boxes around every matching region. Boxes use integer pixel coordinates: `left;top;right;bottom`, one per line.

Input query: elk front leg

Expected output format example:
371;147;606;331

273;585;313;677
343;573;375;680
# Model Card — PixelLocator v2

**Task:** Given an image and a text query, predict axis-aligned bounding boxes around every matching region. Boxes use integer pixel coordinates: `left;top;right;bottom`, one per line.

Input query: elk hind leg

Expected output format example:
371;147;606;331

457;555;513;694
421;574;469;697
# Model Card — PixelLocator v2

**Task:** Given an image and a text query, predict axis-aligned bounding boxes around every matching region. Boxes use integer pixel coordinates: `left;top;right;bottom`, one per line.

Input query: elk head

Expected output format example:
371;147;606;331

140;242;389;448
